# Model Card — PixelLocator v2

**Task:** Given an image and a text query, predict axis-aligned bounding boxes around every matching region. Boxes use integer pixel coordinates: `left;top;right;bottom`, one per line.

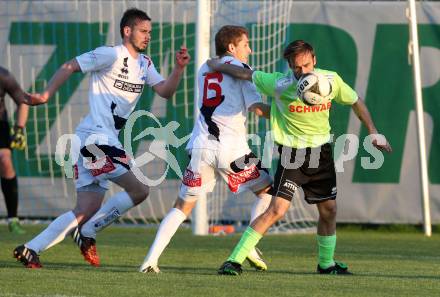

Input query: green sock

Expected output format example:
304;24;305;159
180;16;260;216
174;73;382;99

317;234;336;269
227;227;262;264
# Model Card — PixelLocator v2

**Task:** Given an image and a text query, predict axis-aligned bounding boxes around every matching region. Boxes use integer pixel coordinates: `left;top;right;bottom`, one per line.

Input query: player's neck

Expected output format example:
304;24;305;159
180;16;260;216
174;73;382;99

123;42;140;59
222;53;237;60
222;52;247;63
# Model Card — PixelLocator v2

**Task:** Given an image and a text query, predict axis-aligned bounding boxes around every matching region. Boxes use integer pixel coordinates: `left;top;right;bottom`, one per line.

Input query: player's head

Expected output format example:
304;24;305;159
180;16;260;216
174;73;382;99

215;25;251;63
283;40;316;79
120;8;152;52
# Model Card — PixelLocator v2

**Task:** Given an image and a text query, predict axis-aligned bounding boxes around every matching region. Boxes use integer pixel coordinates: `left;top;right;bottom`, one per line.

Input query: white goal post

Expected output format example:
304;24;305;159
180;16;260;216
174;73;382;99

406;0;431;237
192;0;211;235
192;0;316;235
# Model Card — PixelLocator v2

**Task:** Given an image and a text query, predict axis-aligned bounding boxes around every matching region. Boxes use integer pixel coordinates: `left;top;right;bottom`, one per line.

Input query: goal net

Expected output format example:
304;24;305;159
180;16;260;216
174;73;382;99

205;0;316;234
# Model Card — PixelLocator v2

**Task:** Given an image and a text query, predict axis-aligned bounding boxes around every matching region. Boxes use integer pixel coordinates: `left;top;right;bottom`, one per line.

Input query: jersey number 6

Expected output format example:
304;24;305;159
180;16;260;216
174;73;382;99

202;72;224;107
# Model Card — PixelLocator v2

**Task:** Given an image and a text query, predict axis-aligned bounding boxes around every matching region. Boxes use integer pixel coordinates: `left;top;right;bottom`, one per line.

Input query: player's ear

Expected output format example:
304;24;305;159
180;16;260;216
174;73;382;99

123;26;131;38
227;43;235;54
313;55;317;66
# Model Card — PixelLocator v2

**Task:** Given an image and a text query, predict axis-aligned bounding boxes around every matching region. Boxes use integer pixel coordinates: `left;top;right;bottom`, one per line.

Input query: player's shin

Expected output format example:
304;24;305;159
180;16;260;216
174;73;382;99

317;234;336;269
227;226;262;264
250;192;272;223
26;211;78;253
140;207;187;271
81;192;134;238
246;192;271;271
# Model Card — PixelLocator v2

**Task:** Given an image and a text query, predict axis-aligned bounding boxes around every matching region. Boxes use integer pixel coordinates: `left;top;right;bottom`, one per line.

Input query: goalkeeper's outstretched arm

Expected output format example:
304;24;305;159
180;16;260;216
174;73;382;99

207;58;254;81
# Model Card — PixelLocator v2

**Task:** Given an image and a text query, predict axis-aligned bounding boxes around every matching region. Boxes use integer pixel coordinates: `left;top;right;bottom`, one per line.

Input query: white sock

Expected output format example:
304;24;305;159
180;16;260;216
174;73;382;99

8;217;19;223
26;211;78;253
248;192;271;258
81;192;134;239
250;192;272;223
140;208;186;268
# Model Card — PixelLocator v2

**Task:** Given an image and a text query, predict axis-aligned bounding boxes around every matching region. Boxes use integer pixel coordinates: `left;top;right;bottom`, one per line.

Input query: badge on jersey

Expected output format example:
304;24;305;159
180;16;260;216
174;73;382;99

182;169;202;187
227;164;260;193
86;156;116;177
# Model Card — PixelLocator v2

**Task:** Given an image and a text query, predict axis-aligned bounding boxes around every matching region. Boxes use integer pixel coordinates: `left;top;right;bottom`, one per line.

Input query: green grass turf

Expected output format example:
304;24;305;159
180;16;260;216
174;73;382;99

1;225;439;297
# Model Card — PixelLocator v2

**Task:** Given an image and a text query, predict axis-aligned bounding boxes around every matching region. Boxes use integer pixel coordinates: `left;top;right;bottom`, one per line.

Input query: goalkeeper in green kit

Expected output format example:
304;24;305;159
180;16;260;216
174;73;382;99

208;40;392;275
0;66;29;234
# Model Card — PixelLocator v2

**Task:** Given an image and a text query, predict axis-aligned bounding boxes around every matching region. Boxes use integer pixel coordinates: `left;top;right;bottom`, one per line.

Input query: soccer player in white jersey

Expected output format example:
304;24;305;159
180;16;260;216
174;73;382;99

13;8;190;268
139;25;273;274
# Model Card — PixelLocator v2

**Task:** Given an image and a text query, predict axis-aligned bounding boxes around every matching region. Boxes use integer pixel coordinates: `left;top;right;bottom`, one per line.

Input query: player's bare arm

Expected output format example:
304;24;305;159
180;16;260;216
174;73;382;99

248;102;270;119
2;70;29;127
1;68;29;150
153;46;190;99
352;97;392;153
206;58;254;81
13;101;29;130
24;58;81;106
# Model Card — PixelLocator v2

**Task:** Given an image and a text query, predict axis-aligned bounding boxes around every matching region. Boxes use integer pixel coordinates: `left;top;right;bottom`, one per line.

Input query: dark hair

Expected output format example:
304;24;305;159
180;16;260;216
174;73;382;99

215;25;248;56
120;8;151;38
283;40;315;61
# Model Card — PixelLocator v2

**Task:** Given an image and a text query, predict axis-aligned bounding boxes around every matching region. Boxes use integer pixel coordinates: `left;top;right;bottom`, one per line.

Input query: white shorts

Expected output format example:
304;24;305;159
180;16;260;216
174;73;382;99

74;139;132;191
179;147;272;201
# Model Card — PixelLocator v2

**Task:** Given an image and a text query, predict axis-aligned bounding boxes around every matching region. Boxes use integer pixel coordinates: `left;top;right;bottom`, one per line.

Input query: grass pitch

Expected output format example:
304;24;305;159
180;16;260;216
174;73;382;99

1;225;439;297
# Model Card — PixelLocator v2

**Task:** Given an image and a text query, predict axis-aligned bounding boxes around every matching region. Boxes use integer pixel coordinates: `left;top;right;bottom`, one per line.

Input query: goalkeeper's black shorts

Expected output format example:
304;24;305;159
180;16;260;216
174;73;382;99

0;120;11;149
268;143;337;204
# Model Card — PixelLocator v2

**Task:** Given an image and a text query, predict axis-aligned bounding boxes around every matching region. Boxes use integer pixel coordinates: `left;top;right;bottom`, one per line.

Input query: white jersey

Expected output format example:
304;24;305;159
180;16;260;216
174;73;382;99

75;44;164;145
186;56;262;151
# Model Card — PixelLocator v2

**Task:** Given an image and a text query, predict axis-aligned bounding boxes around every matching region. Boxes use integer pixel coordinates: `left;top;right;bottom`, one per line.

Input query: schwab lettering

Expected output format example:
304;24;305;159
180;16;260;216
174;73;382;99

289;102;332;113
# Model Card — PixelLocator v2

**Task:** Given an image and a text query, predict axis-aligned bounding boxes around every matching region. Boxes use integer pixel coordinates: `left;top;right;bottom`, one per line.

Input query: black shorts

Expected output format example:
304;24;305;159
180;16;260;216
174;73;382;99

268;143;337;204
0;121;11;149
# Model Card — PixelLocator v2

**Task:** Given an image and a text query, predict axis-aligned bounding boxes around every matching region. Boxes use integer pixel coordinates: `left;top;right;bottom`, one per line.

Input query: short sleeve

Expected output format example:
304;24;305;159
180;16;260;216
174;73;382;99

76;46;117;73
224;60;262;109
142;56;165;87
241;80;262;110
252;71;278;97
332;73;358;105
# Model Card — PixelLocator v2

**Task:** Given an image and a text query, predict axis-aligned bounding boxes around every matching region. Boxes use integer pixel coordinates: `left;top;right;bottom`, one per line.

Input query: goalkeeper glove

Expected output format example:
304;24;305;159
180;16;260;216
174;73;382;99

10;126;26;150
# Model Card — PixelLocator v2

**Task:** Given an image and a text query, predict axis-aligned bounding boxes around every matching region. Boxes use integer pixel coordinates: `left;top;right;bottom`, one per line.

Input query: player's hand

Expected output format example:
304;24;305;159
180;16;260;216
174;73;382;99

23;92;49;106
371;134;392;153
175;46;190;68
206;58;221;71
10;126;26;150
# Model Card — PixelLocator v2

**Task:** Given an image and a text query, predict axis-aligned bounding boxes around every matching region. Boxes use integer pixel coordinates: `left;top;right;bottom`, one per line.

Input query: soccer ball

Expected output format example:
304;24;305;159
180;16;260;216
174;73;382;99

296;71;332;105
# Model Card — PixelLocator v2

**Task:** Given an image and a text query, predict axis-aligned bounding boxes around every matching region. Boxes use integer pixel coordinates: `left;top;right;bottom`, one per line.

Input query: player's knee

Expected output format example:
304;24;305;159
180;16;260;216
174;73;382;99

326;203;337;217
173;197;196;216
136;185;150;203
141;185;150;199
265;205;286;221
0;150;13;171
128;184;149;205
73;203;101;224
319;202;337;221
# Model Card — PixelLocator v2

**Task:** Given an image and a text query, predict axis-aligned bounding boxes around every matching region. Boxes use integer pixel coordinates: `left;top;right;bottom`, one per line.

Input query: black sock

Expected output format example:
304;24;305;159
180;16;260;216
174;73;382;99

1;176;18;218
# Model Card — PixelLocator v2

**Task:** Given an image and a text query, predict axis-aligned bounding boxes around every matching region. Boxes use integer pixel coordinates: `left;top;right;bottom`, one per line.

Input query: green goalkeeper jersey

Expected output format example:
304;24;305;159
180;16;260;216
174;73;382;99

252;68;358;148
